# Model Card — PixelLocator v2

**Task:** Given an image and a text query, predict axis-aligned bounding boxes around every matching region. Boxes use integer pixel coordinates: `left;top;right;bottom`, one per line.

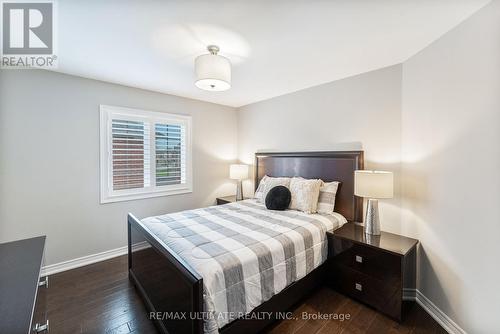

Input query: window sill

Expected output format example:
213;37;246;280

100;187;192;204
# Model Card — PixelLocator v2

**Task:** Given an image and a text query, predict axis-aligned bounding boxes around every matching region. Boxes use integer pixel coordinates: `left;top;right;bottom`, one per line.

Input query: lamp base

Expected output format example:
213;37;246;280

236;180;243;201
364;198;381;235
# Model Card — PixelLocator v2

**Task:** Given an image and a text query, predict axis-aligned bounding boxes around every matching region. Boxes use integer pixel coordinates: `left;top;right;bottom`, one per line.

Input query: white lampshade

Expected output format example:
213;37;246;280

229;164;249;180
195;46;231;91
354;170;393;199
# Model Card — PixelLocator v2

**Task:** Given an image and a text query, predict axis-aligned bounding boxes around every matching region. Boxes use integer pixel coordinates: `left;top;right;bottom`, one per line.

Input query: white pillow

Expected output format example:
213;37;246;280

289;177;322;214
254;175;269;201
260;177;291;203
317;181;340;215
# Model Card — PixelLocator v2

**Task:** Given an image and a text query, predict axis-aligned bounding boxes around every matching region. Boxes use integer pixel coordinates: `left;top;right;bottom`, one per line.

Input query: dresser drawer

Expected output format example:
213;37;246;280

329;237;401;282
329;263;402;319
32;276;49;333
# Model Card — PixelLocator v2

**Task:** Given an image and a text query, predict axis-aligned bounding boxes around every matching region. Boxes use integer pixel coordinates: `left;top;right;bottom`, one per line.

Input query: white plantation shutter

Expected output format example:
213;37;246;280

100;105;192;203
112;119;151;190
155;123;186;186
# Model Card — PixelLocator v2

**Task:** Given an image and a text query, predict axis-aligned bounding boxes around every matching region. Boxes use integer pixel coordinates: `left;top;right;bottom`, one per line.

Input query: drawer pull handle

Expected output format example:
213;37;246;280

355;283;362;291
38;276;49;288
33;320;49;333
355;255;363;263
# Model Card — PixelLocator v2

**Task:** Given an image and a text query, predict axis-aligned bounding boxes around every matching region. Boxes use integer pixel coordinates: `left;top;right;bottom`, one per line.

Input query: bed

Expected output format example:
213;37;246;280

128;151;364;334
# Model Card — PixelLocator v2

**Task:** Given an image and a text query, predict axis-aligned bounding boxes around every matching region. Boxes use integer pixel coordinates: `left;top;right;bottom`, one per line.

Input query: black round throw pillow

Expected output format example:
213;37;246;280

265;186;291;211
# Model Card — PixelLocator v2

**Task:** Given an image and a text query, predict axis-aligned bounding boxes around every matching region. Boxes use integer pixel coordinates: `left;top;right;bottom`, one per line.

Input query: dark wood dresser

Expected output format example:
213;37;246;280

0;236;49;333
327;223;418;321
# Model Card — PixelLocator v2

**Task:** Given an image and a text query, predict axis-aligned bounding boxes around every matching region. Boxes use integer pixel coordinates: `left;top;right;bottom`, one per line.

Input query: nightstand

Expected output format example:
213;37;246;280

216;195;249;205
327;223;418;321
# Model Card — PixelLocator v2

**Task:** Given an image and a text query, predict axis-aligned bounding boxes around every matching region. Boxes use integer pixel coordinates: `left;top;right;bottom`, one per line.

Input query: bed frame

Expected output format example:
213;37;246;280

128;151;364;334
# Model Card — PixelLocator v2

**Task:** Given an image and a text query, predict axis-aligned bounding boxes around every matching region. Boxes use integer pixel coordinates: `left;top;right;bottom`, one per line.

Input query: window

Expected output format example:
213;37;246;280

100;105;192;203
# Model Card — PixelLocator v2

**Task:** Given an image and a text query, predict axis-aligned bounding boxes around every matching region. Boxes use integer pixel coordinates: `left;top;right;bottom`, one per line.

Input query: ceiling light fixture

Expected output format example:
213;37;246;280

194;45;231;91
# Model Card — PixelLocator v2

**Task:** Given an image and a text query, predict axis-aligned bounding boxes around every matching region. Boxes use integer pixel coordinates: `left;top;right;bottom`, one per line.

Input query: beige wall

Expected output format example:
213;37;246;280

0;70;238;266
401;1;500;332
237;65;404;234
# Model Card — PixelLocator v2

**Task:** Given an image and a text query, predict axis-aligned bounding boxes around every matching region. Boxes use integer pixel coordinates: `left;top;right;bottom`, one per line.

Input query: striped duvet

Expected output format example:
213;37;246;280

141;199;346;333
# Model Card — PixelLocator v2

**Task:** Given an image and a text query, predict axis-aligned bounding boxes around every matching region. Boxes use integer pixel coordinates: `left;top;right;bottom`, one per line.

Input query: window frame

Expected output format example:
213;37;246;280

99;105;192;204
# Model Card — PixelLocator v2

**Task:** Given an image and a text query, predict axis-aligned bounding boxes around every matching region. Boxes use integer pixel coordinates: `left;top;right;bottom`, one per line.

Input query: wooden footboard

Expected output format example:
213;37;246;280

128;213;203;334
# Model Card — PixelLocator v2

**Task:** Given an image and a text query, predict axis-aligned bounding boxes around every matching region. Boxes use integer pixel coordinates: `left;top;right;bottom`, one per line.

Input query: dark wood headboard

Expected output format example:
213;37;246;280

254;151;364;222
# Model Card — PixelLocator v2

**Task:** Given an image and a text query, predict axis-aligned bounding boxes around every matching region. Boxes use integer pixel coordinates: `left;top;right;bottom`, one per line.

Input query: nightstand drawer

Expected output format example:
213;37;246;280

216;196;249;205
329;237;400;281
330;263;401;319
326;224;418;322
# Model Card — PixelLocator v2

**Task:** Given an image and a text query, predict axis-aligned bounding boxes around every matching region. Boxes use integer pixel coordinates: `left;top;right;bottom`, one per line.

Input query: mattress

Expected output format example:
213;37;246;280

141;199;346;333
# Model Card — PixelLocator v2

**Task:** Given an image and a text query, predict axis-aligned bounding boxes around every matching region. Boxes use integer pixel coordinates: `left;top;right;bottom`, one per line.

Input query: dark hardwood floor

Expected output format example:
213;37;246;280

39;255;446;334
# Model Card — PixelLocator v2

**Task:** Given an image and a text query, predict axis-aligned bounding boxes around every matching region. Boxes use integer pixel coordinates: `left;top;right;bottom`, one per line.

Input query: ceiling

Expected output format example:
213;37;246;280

55;0;490;107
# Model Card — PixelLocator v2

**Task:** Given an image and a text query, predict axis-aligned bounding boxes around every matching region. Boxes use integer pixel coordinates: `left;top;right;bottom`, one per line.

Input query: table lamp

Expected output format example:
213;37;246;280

354;170;393;235
229;164;249;201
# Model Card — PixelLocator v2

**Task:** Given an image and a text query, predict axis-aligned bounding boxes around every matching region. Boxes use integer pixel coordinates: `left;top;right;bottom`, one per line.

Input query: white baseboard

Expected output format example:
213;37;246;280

404;289;466;334
41;245;128;276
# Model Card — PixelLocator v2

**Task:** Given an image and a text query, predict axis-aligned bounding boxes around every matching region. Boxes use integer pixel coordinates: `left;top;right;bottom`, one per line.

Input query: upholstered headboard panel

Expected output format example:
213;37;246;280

254;151;364;222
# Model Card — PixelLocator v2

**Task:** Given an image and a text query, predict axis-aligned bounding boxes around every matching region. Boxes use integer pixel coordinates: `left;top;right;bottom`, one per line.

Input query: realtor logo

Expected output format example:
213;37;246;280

1;1;57;68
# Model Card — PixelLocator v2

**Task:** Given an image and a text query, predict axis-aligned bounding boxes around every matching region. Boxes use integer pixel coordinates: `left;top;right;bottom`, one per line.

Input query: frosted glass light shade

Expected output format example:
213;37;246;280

354;170;393;199
229;164;249;180
195;53;231;91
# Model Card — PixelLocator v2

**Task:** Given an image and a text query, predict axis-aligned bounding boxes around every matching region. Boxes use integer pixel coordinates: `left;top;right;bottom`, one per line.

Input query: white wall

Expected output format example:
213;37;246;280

0;70;238;266
401;1;500;332
1;3;499;330
237;3;500;328
237;65;404;233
